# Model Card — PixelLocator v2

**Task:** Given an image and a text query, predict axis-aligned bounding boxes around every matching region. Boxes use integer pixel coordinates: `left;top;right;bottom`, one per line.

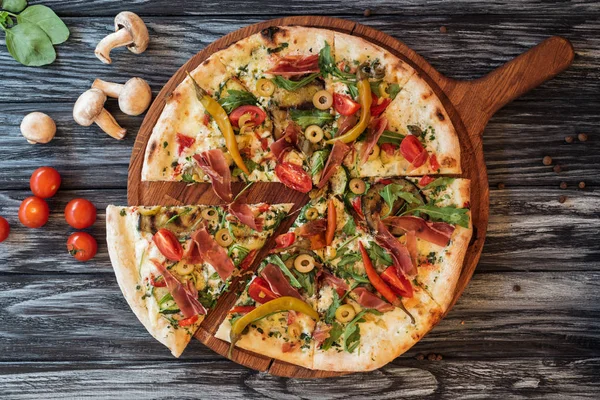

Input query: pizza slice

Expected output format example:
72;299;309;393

106;202;292;356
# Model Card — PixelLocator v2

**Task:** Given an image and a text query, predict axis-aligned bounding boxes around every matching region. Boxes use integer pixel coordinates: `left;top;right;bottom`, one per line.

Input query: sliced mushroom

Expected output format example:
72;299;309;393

20;112;56;144
95;12;149;64
73;89;127;140
92;77;152;116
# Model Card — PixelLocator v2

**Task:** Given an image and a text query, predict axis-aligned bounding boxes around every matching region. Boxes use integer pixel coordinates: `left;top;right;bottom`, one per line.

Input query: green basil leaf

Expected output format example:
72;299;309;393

406;205;470;228
377;130;405;146
5;22;55;66
16;5;69;45
2;0;27;13
269;255;302;289
272;72;320;91
217;90;257;114
290;109;334;129
379;183;424;218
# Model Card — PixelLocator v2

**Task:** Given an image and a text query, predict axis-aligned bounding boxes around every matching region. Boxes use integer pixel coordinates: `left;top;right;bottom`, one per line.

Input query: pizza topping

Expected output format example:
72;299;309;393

248;277;279;304
188;73;249;175
335;304;357;323
256;78;276;97
275;162;312;193
325;199;337;246
239;249;258;270
178;315;199;327
383;216;455;247
153;228;183;261
294;254;316;273
351;287;395;313
333;93;360;116
429;153;440;171
418;175;436;187
228;201;264;232
228;296;319;357
381;266;413;298
266;54;320;77
295;218;327;250
275;232;296;248
360;116;388;165
406;230;418;269
313;90;334;110
214;228;233;247
320;270;349;297
151;259;207;318
317;140;351;189
304;125;324;143
337;114;358;137
312;323;333;346
191;225;235;281
193;149;233;203
400;135;428;168
260;263;303;300
369;93;392;117
176;133;195;156
375;219;417;277
358;241;404;309
229;305;256;314
270;122;299;159
149;274;166;288
229;105;266;128
182;238;204;264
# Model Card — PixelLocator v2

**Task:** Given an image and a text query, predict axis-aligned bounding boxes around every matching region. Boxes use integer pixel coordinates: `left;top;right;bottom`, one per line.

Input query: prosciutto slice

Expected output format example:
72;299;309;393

228;201;263;232
193;149;233;203
271;123;300;160
376;219;417;278
317;141;351;189
182;238;204;264
383;216;455;247
295;219;327;250
260;263;303;300
360;117;388;164
191;225;235;281
313;324;333;346
320;270;349;297
151;259;207;317
266;54;320;77
351;287;395;313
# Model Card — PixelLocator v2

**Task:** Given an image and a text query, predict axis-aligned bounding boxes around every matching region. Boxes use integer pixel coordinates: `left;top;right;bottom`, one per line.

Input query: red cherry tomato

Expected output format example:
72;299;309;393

19;196;49;228
380;143;397;156
370;93;391;117
275;232;296;248
178;315;199;327
176;133;195;156
381;266;414;298
418;175;436;187
248;277;279;304
0;216;10;242
30;167;61;198
67;232;98;262
153;228;183;261
275;162;312;193
333;93;361;116
64;198;97;229
400;135;428;167
229;105;267;128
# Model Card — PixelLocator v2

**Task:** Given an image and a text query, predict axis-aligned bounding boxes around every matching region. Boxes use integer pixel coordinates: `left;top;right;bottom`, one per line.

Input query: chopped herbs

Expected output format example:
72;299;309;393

163;141;168;148
119;209;126;217
404;205;470;228
379;184;423;217
267;42;289;54
272;72;320;91
290;109;334;129
181;173;195;183
217;90;257;114
388;83;401;99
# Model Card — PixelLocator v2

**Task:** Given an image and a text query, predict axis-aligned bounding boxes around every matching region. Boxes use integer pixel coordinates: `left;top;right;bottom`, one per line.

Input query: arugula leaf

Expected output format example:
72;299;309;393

198;291;218;309
337;253;361;268
388;83;401;99
290;109;334;129
343;310;368;353
346;82;358;99
321;322;343;351
367;241;393;267
232;159;258;178
404;205;470;228
324;290;341;324
337;263;370;284
269;255;302;288
379;184;424;218
228;244;250;267
342;217;356;235
318;41;355;80
267;42;288;54
294;269;315;297
423;177;455;191
218;90;257;114
272;72;320;91
377;130;406;146
310;149;330;177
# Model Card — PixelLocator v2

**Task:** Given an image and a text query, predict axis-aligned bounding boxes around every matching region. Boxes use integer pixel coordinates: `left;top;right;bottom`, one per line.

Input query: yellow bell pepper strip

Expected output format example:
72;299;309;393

186;72;250;175
228;296;319;358
326;67;372;144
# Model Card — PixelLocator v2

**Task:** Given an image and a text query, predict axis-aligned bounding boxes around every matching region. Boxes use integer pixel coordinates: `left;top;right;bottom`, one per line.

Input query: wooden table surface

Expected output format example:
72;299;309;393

1;1;599;398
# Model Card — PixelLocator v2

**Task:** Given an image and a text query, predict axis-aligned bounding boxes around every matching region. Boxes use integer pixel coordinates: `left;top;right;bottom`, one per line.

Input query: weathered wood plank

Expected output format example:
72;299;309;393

0;358;599;399
0;272;598;362
1;187;597;274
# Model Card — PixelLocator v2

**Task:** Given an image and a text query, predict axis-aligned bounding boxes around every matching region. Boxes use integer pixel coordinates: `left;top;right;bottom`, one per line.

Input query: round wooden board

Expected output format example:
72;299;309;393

127;16;574;378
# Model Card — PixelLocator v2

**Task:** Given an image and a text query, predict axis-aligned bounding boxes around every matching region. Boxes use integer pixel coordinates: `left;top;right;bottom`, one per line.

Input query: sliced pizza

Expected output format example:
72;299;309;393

106;202;292;356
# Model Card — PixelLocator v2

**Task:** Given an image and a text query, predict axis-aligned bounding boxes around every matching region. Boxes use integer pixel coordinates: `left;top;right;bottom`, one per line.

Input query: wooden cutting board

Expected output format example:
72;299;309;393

127;16;573;378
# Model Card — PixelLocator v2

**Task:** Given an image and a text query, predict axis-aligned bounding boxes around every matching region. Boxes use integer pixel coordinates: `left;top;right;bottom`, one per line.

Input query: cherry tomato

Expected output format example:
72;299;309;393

275;162;312;193
30;167;61;198
149;274;166;287
418;175;436;187
19;196;49;228
380;143;397;156
229;105;267;128
370;93;392;117
64;198;97;229
381;266;414;298
400;135;428;167
67;232;98;262
153;228;183;261
176;133;195;156
275;232;296;248
0;216;10;242
178;315;199;327
333;93;361;116
248;277;279;304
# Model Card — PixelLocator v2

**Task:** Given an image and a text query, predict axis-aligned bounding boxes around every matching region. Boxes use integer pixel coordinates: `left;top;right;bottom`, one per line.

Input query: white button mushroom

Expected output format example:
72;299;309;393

73;89;127;140
94;12;149;64
92;77;152;116
20;112;56;144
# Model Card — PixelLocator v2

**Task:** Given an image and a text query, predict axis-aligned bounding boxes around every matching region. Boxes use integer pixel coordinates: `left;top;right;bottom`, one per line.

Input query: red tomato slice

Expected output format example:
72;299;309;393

351;196;364;219
275;162;312;193
149;274;167;288
419;175;436;186
178;315;199;327
153;228;183;261
381;266;414;298
380;143;397;156
248;277;279;304
333;93;361;116
239;249;258;270
229;105;266;128
400;135;428;167
429;153;440;171
370;93;391;117
275;232;296;248
176;133;195;156
229;305;256;314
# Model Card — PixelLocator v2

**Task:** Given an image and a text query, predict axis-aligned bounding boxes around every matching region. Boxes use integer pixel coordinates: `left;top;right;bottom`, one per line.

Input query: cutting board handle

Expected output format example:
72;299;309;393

440;36;574;138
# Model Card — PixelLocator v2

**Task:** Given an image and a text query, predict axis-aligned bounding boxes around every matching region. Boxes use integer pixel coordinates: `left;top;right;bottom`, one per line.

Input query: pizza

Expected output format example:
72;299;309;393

108;25;472;372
